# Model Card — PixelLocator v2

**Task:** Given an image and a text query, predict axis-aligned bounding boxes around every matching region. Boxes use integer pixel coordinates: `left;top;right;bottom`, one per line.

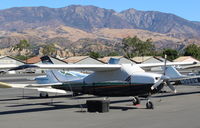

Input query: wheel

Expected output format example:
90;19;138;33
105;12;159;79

146;101;154;109
132;96;140;105
39;92;49;98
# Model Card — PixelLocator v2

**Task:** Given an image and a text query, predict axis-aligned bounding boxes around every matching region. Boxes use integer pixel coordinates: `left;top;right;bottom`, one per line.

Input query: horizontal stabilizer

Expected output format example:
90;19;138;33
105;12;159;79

0;81;62;88
165;66;182;79
0;82;12;88
37;88;67;94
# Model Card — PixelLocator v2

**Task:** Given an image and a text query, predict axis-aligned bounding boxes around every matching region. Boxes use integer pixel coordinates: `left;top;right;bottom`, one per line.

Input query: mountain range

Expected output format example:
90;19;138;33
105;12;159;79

0;5;200;56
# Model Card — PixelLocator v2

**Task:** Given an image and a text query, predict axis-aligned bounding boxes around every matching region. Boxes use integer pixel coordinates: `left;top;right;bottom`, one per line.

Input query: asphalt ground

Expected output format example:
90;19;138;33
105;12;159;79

0;75;200;128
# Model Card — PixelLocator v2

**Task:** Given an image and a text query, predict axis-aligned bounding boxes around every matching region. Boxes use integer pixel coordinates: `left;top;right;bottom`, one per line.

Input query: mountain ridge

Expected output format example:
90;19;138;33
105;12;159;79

0;5;200;36
0;5;200;57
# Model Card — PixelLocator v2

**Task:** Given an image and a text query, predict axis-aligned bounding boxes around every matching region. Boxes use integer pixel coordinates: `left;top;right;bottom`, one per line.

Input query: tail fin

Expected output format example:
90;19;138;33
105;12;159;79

39;56;69;83
108;58;120;64
35;70;80;84
36;56;85;84
45;70;85;83
165;66;182;78
45;70;71;83
40;56;54;64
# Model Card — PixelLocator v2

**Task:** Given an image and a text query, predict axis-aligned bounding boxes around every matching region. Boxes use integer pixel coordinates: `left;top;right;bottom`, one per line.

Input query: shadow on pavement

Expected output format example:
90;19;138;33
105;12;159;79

154;91;200;98
0;99;143;115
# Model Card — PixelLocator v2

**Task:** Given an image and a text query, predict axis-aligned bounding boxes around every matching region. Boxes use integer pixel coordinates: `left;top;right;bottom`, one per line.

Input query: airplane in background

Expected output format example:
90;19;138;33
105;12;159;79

1;56;199;109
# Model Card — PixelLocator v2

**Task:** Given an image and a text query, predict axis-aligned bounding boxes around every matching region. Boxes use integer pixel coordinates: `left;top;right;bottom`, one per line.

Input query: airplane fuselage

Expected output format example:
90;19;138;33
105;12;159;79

52;82;163;97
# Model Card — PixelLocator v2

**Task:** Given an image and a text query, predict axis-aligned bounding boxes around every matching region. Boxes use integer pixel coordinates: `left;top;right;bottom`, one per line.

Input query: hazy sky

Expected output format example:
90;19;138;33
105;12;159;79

0;0;199;21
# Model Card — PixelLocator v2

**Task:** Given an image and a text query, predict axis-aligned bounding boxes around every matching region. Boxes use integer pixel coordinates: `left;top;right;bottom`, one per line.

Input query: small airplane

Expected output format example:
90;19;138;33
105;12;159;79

0;56;198;109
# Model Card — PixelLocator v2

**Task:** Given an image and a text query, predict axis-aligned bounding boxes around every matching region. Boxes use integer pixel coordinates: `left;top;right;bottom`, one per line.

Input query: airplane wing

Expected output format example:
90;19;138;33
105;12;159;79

8;61;195;72
180;63;200;70
10;64;122;72
0;82;66;94
138;62;196;68
169;75;200;82
0;64;18;69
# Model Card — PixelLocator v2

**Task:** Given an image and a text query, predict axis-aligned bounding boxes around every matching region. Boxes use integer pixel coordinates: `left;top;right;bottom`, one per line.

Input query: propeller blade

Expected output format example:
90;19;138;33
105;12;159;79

163;54;167;75
166;81;177;93
151;79;163;90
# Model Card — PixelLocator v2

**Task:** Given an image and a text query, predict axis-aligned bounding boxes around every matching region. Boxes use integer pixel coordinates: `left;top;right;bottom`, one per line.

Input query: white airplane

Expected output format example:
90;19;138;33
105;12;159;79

0;55;197;109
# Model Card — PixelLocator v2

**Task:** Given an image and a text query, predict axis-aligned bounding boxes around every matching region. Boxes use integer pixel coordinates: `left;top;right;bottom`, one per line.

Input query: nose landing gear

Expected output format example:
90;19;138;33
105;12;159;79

146;96;154;109
146;100;154;109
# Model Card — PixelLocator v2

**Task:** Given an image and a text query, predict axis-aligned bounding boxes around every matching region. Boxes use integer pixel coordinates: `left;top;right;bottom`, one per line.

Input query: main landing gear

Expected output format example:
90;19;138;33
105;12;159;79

132;96;154;109
132;96;140;105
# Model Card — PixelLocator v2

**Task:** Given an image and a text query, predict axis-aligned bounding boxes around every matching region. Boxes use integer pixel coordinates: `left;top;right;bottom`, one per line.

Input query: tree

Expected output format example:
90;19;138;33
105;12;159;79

122;36;155;58
42;44;56;56
89;51;100;59
162;48;178;61
13;40;31;61
184;44;200;60
13;40;30;54
107;52;119;56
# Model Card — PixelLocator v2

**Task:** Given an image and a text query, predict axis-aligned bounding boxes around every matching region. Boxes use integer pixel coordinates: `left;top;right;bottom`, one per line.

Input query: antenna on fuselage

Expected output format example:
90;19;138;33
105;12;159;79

163;54;167;75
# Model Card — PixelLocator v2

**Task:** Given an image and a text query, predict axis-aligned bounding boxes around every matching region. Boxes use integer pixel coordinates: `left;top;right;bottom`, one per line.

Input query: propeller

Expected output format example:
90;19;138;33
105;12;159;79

151;79;163;90
151;55;177;93
151;75;169;90
166;80;177;93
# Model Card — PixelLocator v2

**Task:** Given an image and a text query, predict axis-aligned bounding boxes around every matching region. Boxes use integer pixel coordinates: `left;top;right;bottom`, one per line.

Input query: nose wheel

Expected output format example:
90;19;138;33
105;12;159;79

146;101;154;109
146;98;154;109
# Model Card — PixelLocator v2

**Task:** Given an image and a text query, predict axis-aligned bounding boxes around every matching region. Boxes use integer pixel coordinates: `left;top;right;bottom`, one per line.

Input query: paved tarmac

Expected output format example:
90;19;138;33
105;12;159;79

0;75;200;128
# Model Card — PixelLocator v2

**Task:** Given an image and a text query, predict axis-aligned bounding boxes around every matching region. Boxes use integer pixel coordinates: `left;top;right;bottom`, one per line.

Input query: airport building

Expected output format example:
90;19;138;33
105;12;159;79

26;56;67;64
25;56;67;73
0;56;25;74
131;56;163;64
98;56;136;64
63;56;103;64
173;56;199;63
155;56;171;63
0;56;24;65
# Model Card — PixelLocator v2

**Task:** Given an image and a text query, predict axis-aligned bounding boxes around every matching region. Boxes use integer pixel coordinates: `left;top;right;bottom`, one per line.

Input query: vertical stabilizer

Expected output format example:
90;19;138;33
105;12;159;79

108;58;120;64
40;56;54;64
36;56;86;84
165;66;182;79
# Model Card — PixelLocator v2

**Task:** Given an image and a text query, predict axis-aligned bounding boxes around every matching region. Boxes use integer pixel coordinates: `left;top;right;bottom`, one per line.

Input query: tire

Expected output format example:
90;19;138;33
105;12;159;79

146;101;154;109
132;96;140;105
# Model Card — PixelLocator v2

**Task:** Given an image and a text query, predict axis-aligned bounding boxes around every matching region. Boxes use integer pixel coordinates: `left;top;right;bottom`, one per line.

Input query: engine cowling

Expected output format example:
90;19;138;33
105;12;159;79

130;72;162;84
